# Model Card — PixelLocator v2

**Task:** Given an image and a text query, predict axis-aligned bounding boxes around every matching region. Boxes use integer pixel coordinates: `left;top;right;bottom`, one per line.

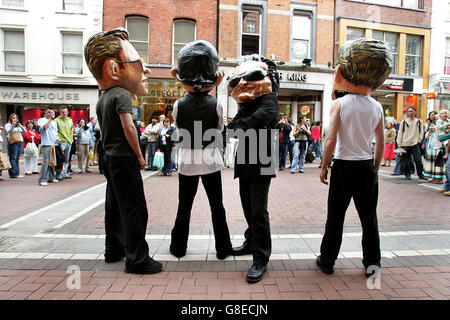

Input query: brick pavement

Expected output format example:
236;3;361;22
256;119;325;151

0;159;449;300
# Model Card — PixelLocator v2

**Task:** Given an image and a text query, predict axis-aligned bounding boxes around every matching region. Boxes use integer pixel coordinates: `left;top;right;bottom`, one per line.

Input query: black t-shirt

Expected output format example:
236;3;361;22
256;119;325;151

96;86;134;157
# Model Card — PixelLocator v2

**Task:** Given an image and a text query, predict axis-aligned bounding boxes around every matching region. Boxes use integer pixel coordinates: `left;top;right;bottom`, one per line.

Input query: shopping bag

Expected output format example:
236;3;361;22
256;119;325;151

0;153;12;171
49;146;57;167
89;149;94;161
152;151;164;168
24;142;38;157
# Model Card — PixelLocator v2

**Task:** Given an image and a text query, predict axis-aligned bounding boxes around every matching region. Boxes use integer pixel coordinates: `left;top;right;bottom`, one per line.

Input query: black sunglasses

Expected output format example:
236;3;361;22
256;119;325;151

228;69;268;89
116;59;145;71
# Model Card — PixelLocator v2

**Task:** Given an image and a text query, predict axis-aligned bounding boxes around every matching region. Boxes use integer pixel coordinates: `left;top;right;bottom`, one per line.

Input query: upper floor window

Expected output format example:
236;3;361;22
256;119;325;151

373;30;398;74
173;19;196;67
405;35;422;76
346;27;364;41
2;29;25;72
126;16;149;63
61;32;83;74
242;9;261;56
2;0;24;7
358;0;422;9
63;0;83;11
291;13;312;63
445;38;450;75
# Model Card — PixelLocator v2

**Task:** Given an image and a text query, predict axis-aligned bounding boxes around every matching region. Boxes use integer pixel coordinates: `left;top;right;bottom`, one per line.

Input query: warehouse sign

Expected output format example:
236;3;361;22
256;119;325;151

0;87;96;104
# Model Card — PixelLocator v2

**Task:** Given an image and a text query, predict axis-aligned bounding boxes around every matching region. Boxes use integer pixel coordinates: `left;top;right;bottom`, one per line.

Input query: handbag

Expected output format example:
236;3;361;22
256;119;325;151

0;153;12;171
49;146;57;167
24;141;39;157
9;132;21;144
152;151;164;168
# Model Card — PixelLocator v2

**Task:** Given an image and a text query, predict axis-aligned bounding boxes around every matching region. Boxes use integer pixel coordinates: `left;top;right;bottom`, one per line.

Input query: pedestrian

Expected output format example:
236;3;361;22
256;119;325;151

74;118;93;173
157;118;174;176
317;38;392;278
277;115;292;170
37;108;60;186
287;117;295;168
22;120;41;175
396;106;426;180
143;115;162;171
87;117;100;166
84;28;162;274
227;54;279;283
54;106;74;180
310;121;323;160
5;113;26;179
168;40;235;260
290;116;311;174
423;123;445;184
382;121;396;167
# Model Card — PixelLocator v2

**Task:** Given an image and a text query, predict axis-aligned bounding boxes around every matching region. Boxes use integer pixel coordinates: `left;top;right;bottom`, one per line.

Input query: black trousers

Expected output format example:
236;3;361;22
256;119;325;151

97;139;105;173
239;177;272;265
320;159;381;268
170;171;233;256
103;154;151;271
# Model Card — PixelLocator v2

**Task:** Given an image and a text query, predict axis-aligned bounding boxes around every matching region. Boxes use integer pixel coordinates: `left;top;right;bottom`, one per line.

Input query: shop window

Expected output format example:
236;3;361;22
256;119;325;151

445;38;450;75
2;0;24;7
173;19;196;67
373;31;398;74
405;35;422;76
61;32;83;74
126;16;149;63
62;0;83;11
291;13;312;63
241;8;261;56
346;27;364;41
2;29;25;72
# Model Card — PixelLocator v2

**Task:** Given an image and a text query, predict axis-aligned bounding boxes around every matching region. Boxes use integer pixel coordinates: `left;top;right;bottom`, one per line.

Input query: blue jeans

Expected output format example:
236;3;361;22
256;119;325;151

401;144;424;178
279;142;288;169
444;155;450;192
147;141;158;168
287;140;295;164
291;141;308;173
56;142;71;178
311;140;323;159
7;141;23;178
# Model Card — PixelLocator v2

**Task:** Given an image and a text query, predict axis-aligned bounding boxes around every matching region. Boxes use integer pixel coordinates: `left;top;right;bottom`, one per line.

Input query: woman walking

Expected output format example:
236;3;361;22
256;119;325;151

5;113;26;179
423;123;445;183
22;120;41;175
75;119;93;173
382;121;396;167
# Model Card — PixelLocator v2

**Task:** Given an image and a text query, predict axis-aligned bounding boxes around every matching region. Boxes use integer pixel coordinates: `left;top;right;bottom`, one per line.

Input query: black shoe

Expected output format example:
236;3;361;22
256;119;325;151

104;254;125;263
364;263;381;278
390;173;401;176
144;167;152;171
316;255;334;275
216;247;240;260
232;242;251;256
170;246;186;259
125;258;163;274
246;264;267;283
151;167;158;171
418;176;427;180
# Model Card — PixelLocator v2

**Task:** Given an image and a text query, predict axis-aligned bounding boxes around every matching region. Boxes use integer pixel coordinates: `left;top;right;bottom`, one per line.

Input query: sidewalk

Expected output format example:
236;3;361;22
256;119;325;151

0;158;449;300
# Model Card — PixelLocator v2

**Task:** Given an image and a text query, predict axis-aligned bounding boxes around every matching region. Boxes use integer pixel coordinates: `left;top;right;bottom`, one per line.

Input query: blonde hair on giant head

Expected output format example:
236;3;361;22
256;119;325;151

337;38;393;90
84;28;130;79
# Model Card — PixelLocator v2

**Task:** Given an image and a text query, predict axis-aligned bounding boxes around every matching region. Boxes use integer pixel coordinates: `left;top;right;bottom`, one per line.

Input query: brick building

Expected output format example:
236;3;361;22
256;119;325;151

335;0;432;122
102;0;218;124
218;0;335;125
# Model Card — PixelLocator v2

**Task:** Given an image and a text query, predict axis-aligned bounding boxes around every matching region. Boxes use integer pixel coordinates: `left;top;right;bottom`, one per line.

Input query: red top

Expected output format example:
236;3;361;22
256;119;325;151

311;126;321;141
22;128;41;149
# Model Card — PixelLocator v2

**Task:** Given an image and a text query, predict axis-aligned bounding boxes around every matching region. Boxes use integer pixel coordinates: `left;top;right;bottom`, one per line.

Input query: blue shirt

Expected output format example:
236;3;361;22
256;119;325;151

38;117;58;146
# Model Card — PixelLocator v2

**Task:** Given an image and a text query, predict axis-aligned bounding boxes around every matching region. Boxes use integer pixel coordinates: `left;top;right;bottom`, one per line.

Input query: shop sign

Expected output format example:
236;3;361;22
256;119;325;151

147;89;187;98
300;105;311;116
278;72;307;82
380;77;414;92
0;88;82;103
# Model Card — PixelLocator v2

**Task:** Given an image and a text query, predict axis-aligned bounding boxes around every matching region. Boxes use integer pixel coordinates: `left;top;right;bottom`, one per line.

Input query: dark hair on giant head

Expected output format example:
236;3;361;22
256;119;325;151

84;28;130;79
337;38;393;90
238;54;280;96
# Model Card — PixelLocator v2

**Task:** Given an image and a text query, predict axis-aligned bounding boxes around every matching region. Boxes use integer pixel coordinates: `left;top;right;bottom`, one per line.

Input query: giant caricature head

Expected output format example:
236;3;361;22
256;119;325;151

333;38;393;100
84;28;151;96
171;40;222;92
228;55;279;104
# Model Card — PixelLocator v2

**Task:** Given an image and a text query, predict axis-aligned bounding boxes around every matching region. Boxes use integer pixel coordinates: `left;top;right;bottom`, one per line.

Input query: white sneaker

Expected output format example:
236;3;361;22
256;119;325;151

51;179;59;183
39;182;48;186
17;175;24;178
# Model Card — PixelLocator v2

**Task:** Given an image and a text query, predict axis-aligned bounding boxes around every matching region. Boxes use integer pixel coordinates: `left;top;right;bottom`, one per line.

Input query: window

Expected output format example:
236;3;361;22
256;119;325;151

373;31;398;74
126;16;149;63
358;0;421;9
62;0;83;11
445;38;450;75
61;32;83;74
2;0;24;7
405;35;422;76
2;29;25;72
173;20;195;67
346;27;364;41
291;13;312;63
242;9;261;56
448;1;450;20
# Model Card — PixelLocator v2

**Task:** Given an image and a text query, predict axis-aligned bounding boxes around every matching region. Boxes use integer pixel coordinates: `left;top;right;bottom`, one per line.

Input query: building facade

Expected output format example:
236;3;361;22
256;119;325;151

218;0;335;126
102;0;218;124
335;0;432;123
428;0;450;113
0;0;102;137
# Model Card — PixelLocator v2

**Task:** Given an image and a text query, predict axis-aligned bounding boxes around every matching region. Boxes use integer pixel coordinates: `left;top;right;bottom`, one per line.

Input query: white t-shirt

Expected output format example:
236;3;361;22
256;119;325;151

334;94;382;161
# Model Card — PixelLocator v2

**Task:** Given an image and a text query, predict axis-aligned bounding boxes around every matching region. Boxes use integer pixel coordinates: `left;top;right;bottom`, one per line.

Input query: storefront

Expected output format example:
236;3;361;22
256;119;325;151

217;62;334;126
437;81;450;111
0;84;98;132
